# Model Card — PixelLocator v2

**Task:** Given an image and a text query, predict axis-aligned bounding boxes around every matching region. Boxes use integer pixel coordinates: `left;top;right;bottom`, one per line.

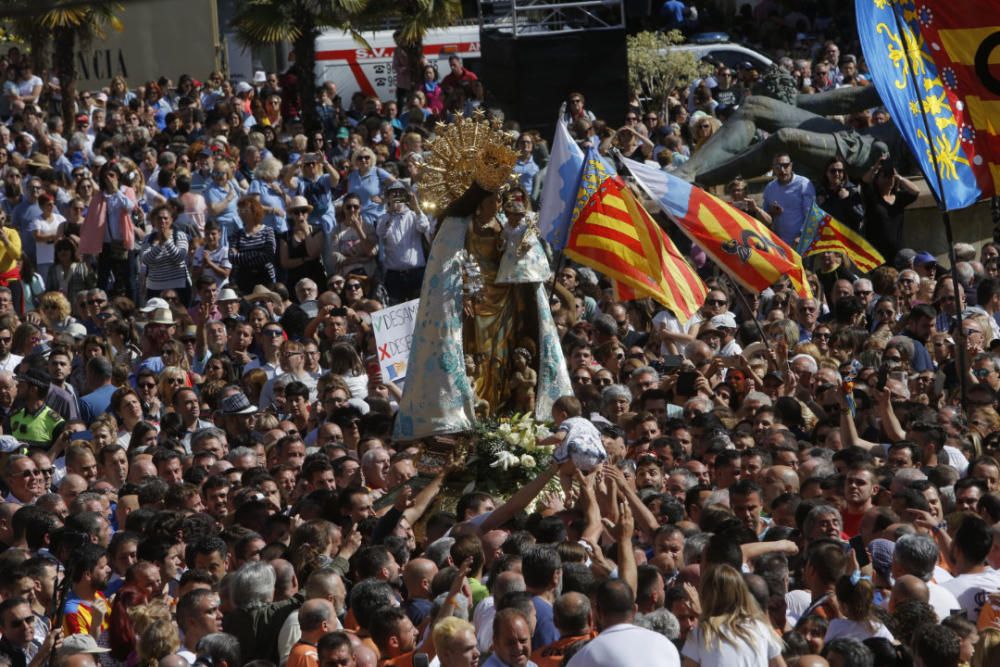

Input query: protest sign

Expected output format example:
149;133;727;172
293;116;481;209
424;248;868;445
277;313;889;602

371;298;419;381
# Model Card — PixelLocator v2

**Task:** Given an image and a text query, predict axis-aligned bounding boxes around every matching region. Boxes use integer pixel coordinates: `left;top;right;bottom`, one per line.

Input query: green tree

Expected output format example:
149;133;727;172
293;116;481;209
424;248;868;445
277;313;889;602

5;0;123;133
232;0;369;133
627;30;702;116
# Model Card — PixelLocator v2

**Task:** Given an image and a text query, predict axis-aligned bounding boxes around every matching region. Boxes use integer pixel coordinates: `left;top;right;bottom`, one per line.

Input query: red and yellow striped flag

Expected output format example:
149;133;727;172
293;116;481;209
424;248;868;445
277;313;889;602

621;156;812;299
801;204;884;273
564;176;707;321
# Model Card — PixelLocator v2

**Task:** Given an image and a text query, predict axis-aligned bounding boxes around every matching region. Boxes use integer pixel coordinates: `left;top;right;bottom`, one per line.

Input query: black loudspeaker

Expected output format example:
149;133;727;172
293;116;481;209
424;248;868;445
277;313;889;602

480;28;629;138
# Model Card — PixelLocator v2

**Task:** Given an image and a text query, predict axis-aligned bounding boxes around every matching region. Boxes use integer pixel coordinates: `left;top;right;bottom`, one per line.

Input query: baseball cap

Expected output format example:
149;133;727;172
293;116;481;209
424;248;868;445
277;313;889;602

235;81;253;94
709;313;738;329
914;251;937;265
893;248;917;270
140;297;170;313
57;634;111;657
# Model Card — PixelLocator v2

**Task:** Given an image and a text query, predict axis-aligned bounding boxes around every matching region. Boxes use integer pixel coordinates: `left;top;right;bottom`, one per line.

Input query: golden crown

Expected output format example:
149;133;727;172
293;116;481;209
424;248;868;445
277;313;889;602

418;110;518;213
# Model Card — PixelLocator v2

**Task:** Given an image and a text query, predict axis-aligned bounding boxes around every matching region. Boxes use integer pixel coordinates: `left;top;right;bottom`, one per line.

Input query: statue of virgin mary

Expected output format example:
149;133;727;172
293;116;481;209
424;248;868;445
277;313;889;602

392;113;573;442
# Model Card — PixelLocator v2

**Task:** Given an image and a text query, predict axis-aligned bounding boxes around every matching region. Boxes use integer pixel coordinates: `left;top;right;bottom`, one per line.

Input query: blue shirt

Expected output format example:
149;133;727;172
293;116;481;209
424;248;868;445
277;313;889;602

661;0;686;23
531;596;559;651
762;174;816;246
247;179;288;233
300;174;336;228
13;199;41;261
79;383;117;424
513;157;540;198
204;181;242;239
347;168;392;224
101;190;135;243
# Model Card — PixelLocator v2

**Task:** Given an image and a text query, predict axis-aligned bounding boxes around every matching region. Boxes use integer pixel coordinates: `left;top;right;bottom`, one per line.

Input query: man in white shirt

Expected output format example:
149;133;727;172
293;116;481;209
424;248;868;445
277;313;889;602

0;321;22;372
892;534;960;620
567;579;679;667
941;516;1000;622
375;181;430;304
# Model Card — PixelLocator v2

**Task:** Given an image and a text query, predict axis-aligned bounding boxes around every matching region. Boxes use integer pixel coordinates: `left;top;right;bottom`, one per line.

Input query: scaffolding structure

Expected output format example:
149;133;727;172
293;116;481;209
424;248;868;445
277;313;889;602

478;0;626;37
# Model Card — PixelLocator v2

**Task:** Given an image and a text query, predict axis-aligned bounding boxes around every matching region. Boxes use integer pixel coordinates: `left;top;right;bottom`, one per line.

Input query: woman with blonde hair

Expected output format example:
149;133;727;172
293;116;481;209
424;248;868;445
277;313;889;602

682;564;784;667
130;601;179;667
37;291;75;333
346;146;395;223
248;156;291;232
108;75;135;106
690;114;721;153
158;366;189;407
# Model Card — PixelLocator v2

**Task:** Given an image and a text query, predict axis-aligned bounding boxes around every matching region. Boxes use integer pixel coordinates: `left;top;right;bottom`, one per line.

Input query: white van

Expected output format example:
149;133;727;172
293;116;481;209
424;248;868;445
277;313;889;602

314;26;481;102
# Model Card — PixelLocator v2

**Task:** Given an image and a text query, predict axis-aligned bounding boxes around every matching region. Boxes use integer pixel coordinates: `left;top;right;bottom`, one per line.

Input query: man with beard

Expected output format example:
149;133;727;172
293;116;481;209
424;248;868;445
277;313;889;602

63;544;112;641
375;181;430;303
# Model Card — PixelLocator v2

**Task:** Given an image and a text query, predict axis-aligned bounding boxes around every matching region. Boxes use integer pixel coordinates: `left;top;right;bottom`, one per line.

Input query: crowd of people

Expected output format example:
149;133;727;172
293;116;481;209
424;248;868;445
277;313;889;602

0;2;990;667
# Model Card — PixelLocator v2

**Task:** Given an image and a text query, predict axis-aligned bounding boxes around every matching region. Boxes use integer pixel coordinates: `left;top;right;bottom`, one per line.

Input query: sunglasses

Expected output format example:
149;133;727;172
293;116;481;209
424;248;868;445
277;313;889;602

346;283;362;290
706;299;727;306
344;204;360;211
262;330;283;337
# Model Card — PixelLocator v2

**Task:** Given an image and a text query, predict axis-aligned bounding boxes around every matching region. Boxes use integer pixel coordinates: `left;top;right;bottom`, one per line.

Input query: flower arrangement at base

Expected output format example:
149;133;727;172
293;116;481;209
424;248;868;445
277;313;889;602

462;413;554;496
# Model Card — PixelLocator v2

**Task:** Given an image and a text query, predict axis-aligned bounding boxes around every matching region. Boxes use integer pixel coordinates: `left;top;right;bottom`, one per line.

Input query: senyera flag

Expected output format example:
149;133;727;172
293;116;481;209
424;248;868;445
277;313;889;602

564;175;707;322
622;156;812;299
856;0;999;210
797;204;885;273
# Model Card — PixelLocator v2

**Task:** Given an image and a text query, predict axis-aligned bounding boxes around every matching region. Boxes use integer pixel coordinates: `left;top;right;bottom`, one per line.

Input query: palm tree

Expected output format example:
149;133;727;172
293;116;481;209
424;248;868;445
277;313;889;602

6;0;122;134
232;0;369;133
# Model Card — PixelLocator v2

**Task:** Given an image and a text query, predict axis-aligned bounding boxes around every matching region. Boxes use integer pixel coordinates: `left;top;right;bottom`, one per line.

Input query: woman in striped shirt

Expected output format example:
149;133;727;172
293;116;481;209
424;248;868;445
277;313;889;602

141;204;191;304
230;197;277;295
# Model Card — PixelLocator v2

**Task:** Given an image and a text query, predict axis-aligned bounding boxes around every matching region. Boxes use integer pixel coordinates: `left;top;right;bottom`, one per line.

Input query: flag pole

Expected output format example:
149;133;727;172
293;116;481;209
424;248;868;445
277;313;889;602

888;5;968;407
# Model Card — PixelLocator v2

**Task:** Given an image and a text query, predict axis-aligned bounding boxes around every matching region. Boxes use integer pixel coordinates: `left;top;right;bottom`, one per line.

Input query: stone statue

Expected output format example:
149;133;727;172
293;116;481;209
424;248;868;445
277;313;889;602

674;67;905;186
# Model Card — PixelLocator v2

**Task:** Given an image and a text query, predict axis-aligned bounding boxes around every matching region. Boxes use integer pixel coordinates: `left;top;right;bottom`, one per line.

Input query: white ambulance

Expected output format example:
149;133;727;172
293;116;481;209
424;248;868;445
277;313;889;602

313;25;481;102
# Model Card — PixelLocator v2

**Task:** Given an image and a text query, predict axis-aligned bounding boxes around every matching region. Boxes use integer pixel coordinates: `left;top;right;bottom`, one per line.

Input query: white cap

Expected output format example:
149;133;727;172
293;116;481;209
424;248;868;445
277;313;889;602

140;297;170;312
253;70;267;84
710;313;738;329
64;322;88;339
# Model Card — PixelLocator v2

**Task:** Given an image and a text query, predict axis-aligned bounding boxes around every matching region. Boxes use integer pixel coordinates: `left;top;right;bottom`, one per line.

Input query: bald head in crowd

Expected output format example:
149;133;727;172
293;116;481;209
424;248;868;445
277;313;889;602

890;574;929;612
402;558;438;600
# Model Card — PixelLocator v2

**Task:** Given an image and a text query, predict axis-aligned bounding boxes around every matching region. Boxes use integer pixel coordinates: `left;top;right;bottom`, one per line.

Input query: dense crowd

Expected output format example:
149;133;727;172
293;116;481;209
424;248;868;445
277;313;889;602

0;3;989;667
